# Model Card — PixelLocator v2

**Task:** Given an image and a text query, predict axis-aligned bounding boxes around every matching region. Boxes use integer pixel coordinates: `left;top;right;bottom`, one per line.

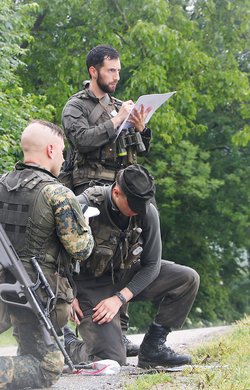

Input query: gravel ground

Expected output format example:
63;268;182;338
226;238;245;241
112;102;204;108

0;326;232;390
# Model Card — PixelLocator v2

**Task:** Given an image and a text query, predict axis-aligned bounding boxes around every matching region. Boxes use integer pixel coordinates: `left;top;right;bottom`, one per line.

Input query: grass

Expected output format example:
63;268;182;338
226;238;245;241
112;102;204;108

0;327;16;346
125;316;250;390
126;373;172;390
190;315;250;389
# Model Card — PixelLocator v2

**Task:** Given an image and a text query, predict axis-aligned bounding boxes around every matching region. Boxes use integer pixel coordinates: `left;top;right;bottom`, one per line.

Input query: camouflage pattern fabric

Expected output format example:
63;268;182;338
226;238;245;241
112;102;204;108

0;308;64;389
0;165;93;269
40;183;94;261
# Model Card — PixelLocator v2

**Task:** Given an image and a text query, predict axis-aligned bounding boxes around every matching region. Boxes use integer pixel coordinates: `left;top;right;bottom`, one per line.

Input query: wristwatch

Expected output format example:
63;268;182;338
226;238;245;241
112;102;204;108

115;291;127;304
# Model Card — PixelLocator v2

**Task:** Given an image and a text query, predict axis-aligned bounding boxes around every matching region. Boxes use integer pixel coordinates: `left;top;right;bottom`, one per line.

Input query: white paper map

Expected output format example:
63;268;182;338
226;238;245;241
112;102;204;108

117;91;176;136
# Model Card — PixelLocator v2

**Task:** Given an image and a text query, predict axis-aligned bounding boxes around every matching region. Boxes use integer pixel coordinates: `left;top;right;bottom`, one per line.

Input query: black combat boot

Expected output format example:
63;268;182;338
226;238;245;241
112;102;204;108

138;323;192;368
122;335;140;357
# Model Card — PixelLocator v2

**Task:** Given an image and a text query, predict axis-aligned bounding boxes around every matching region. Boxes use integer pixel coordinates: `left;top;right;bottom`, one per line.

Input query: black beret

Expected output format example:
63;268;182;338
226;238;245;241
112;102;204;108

119;164;155;214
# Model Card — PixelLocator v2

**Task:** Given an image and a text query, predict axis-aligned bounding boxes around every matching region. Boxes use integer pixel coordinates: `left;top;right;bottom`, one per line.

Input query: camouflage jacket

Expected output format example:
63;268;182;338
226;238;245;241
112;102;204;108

61;87;151;187
0;163;94;275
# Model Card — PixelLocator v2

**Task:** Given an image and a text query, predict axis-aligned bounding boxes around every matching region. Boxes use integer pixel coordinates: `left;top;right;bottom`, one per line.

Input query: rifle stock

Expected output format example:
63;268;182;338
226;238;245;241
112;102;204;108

0;223;75;371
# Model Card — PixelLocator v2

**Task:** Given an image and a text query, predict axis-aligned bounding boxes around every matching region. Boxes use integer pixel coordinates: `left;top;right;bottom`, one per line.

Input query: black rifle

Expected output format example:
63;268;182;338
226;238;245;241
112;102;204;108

0;223;75;371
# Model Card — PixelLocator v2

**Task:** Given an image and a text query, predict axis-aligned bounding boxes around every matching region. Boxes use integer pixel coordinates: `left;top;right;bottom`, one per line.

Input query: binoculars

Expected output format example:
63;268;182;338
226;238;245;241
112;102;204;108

117;129;146;157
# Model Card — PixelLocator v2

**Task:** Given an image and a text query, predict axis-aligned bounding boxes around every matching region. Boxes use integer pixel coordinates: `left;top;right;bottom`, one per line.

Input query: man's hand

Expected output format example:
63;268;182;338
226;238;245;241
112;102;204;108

111;100;134;128
128;104;152;132
70;298;84;325
92;296;123;325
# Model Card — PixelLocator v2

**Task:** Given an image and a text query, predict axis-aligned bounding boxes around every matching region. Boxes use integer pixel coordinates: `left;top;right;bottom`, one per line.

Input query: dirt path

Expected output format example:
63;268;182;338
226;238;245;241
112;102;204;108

0;325;232;389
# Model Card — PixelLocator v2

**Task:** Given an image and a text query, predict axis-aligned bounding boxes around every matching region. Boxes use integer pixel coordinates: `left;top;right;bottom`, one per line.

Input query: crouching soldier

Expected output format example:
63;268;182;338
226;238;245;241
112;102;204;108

65;164;200;367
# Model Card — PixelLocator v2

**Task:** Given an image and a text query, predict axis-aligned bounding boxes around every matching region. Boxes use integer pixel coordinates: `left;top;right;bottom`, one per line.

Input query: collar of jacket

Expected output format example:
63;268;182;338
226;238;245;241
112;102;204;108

15;161;58;179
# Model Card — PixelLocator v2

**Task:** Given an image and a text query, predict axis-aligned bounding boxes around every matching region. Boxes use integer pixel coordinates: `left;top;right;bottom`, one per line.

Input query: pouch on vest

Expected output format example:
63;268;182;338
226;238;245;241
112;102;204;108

86;245;113;277
41;273;74;304
122;242;143;269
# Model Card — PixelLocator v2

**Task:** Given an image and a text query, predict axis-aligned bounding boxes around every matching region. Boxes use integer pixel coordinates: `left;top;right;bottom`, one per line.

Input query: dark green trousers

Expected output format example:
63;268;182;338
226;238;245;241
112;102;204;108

75;260;200;365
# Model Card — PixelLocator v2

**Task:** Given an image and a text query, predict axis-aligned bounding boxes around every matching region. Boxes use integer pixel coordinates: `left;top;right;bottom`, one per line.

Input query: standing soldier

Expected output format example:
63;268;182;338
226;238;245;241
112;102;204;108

0;120;94;389
61;44;151;195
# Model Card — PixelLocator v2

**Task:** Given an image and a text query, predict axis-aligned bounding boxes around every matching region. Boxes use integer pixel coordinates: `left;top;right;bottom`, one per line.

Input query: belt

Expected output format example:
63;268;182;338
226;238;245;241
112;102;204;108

75;165;116;182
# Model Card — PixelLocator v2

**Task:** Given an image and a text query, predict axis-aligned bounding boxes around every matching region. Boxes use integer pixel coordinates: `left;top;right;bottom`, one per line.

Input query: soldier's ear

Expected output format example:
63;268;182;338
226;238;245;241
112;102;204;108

113;185;125;200
113;186;119;198
47;144;54;159
89;66;97;79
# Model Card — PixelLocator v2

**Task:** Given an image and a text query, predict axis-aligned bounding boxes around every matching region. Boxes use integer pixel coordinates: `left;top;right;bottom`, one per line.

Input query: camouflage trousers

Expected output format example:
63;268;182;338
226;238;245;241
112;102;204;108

0;307;64;389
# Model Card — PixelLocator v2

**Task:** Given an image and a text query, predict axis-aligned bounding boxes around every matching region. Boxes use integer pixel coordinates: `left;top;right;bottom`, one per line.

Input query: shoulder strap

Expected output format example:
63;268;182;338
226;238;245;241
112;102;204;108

88;94;111;125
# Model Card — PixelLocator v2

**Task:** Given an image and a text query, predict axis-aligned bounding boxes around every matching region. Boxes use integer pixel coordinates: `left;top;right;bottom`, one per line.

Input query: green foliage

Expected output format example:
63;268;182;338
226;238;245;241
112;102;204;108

0;327;16;347
128;302;156;333
191;0;250;146
0;0;55;172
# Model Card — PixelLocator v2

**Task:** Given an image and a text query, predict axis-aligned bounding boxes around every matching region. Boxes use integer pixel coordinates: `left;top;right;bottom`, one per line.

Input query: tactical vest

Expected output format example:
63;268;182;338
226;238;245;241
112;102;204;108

0;166;60;270
82;186;143;278
63;89;140;185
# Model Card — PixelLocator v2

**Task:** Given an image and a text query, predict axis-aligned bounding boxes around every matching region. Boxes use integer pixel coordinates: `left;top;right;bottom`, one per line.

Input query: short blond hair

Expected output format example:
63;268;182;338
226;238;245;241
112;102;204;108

28;119;64;139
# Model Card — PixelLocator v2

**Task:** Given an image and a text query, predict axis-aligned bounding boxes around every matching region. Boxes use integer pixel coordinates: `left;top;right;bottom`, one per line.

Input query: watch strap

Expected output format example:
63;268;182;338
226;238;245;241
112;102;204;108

115;291;126;304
